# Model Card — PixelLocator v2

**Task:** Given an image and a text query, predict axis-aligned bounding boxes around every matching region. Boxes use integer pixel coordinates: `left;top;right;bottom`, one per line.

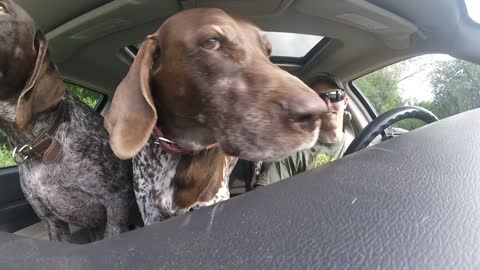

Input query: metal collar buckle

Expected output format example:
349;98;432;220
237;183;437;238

154;136;176;145
12;145;32;165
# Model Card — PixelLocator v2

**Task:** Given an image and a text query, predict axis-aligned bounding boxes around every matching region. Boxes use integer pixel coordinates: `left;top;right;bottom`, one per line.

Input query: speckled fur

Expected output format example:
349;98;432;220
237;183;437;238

0;93;134;242
133;139;237;225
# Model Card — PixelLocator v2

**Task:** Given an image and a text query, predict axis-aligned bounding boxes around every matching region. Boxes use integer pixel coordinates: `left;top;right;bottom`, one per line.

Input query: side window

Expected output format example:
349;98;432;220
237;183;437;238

0;83;106;169
65;82;105;110
0;135;15;168
354;54;480;130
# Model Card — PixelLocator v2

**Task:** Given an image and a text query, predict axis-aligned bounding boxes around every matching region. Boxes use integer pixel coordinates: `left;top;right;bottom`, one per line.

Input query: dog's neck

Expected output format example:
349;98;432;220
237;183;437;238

156;114;216;152
0;95;64;148
135;139;236;221
139;107;231;212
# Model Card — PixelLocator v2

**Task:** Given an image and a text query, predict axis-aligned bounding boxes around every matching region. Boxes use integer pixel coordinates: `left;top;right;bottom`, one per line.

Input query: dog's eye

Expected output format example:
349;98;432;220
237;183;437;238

0;3;7;14
201;39;221;50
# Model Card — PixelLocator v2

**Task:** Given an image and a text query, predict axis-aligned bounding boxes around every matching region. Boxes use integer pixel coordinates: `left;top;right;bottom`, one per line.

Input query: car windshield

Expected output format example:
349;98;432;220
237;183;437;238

465;0;480;23
354;54;480;130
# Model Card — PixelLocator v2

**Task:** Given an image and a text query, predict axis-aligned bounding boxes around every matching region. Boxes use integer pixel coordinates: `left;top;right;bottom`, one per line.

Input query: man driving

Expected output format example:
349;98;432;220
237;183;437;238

255;73;349;187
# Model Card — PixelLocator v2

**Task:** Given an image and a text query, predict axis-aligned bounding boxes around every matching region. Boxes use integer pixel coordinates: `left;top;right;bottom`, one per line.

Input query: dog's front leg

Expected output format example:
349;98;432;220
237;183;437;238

45;220;71;242
103;203;129;238
88;227;105;242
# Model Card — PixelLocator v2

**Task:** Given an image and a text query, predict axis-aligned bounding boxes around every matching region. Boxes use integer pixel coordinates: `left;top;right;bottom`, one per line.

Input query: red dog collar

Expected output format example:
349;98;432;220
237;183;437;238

152;127;217;155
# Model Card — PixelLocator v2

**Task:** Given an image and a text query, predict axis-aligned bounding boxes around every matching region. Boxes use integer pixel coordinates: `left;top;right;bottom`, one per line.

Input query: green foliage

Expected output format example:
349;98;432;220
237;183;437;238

0;135;14;168
65;82;103;109
355;57;480;131
355;63;405;113
429;59;480;118
393;119;426;130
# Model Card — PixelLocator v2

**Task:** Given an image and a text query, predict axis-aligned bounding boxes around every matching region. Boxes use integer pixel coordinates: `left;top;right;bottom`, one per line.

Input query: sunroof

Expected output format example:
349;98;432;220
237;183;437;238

131;31;325;64
265;32;324;58
465;0;480;23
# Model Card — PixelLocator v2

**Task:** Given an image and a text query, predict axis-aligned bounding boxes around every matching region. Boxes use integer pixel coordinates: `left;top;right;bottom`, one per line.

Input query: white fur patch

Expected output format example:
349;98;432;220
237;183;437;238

134;140;236;226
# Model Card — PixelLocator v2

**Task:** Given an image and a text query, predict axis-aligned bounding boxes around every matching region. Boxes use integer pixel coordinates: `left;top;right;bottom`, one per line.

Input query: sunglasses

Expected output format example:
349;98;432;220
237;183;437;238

318;89;345;103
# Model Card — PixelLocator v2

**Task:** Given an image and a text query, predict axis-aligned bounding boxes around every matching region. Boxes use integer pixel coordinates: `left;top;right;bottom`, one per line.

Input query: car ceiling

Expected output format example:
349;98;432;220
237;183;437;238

15;0;480;96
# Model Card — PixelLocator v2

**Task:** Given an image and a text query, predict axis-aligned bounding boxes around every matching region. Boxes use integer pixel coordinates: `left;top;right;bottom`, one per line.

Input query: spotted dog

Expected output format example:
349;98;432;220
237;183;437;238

0;0;134;242
105;8;327;225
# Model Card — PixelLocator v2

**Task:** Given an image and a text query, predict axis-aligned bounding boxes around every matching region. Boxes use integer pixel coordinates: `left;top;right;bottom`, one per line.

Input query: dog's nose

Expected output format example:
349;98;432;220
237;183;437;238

284;93;327;132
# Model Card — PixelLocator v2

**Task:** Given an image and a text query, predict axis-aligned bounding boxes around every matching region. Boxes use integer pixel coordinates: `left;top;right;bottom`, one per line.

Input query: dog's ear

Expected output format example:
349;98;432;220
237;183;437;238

16;31;65;129
104;36;159;159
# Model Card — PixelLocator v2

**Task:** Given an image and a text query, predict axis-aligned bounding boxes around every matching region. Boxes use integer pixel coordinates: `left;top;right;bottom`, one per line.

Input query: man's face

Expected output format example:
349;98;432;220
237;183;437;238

313;82;348;131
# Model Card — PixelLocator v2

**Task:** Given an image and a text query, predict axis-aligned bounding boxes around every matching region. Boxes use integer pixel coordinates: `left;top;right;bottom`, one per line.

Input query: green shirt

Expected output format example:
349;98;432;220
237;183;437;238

256;134;346;186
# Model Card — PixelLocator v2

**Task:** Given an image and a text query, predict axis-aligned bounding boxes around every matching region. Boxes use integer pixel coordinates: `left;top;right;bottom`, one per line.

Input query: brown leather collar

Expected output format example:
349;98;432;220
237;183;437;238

12;100;66;165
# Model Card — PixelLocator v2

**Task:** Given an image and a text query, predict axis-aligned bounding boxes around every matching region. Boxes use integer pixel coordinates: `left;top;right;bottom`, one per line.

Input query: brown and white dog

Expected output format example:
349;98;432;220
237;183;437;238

105;8;327;225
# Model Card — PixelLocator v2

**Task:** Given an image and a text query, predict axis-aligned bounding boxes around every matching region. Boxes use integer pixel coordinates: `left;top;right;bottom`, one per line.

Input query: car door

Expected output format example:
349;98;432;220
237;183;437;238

0;164;39;233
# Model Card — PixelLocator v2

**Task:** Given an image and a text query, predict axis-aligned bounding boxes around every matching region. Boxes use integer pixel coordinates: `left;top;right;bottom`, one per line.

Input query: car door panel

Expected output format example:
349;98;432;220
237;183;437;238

0;167;39;233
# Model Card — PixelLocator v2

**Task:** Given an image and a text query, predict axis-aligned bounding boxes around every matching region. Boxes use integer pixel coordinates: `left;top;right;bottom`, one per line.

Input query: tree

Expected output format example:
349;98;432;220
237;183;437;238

355;63;405;113
429;59;480;118
0;134;14;167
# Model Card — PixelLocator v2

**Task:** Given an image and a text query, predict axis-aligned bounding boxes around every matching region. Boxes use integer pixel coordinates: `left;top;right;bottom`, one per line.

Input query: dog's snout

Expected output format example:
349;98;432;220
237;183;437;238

283;93;326;132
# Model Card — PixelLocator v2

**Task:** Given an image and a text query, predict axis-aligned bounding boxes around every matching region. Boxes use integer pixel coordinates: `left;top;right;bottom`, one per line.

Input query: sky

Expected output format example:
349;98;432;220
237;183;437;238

265;32;323;58
398;54;454;103
466;0;480;23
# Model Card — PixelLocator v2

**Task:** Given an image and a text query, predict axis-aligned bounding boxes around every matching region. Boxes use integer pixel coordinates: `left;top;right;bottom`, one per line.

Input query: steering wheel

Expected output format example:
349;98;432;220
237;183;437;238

343;106;439;156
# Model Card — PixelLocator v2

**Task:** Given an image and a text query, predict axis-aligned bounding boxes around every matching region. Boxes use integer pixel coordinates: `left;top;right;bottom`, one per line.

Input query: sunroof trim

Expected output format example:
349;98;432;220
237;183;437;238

264;31;324;58
130;32;328;65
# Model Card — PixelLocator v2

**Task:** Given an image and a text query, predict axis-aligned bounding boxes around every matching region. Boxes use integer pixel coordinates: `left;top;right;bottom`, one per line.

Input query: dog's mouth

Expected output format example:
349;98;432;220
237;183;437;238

218;126;319;161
